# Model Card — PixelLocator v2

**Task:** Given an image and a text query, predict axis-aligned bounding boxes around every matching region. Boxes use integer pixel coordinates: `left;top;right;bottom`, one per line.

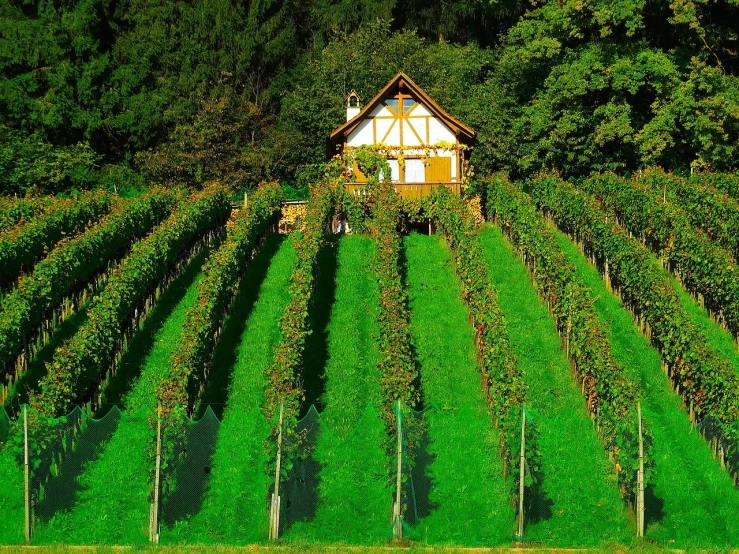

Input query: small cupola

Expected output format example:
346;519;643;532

345;89;361;121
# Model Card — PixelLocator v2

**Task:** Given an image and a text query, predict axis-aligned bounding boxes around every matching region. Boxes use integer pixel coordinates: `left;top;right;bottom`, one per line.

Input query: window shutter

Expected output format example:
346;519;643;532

426;157;451;183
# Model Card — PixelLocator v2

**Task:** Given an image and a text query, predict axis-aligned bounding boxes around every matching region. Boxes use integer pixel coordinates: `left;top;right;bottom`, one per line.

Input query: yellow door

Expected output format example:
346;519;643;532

426;156;451;183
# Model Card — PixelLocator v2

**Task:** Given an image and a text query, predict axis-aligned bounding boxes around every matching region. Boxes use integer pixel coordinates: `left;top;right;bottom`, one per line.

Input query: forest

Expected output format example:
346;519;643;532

2;0;739;196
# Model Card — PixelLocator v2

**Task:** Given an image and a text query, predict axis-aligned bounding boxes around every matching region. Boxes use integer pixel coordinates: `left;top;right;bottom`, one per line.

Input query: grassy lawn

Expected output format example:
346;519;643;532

285;235;392;544
555;227;739;547
403;232;512;545
169;235;295;544
478;225;631;546
31;250;208;545
0;545;686;554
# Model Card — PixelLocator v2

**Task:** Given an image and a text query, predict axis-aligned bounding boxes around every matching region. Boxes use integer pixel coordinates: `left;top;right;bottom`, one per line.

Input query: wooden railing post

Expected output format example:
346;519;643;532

393;401;403;540
269;402;285;540
24;405;31;543
637;402;645;538
150;404;162;543
517;405;526;540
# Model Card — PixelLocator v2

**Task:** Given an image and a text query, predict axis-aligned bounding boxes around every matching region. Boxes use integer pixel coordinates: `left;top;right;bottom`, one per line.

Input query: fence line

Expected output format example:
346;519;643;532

0;399;535;545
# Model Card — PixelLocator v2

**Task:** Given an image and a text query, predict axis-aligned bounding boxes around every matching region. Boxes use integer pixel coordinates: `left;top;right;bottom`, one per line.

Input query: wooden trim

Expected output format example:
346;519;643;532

406;119;424;145
344;182;461;199
380;119;396;144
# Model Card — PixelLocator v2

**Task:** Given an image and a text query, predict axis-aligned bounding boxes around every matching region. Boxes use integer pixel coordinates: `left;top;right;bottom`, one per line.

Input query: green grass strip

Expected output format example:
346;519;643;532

319;236;382;435
286;235;391;544
478;225;630;546
177;236;296;544
32;256;205;544
555;227;739;547
404;232;511;545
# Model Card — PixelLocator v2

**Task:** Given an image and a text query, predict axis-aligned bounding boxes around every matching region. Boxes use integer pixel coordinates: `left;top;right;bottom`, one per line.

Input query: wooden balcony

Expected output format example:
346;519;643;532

345;182;461;199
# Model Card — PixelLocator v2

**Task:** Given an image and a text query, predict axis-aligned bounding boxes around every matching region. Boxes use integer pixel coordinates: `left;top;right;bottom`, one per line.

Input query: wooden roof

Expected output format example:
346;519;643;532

327;72;475;157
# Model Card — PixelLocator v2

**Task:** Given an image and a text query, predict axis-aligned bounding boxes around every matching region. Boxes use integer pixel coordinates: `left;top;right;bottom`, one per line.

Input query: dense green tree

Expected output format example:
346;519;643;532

486;0;739;176
2;0;739;192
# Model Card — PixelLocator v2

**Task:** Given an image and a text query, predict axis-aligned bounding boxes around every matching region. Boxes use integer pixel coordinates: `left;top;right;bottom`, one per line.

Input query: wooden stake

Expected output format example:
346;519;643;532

24;405;31;543
393;400;403;540
151;404;162;543
269;402;284;540
637;402;645;538
517;405;526;540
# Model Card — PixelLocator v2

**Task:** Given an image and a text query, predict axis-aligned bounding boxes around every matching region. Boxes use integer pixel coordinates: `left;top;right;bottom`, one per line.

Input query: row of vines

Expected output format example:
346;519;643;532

529;174;739;481
484;174;651;503
0;189;178;406
581;171;739;341
0;191;113;289
158;183;283;419
31;185;231;417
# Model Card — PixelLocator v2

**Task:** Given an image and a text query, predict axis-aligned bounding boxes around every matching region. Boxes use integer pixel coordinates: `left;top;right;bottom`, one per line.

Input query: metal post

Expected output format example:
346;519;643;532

393;400;403;540
517;405;526;540
270;402;284;540
151;404;162;543
637;402;645;538
23;405;31;543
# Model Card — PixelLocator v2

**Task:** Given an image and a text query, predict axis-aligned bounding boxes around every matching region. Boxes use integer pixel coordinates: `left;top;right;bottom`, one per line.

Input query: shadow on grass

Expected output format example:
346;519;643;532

195;233;284;421
98;247;210;417
645;484;665;528
300;235;339;417
4;306;90;414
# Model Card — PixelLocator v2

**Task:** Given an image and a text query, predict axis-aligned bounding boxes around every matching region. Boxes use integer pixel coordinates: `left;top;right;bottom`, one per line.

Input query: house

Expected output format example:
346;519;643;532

328;72;475;198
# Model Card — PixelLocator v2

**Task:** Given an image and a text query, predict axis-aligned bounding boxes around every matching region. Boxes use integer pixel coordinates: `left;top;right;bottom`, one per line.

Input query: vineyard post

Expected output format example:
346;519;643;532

517;405;526;540
151;404;162;543
393;400;403;540
269;401;284;540
23;404;31;543
637;402;645;538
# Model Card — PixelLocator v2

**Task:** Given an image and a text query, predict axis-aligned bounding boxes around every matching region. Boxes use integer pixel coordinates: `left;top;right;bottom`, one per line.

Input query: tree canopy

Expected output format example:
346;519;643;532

1;0;738;194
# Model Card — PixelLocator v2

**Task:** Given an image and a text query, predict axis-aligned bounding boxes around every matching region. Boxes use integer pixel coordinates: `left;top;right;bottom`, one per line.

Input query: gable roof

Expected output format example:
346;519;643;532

327;72;475;157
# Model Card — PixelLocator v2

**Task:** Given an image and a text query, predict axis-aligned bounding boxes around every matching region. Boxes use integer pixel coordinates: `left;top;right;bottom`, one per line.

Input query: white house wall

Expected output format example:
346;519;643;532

428;118;455;144
349;119;373;145
346;100;457;148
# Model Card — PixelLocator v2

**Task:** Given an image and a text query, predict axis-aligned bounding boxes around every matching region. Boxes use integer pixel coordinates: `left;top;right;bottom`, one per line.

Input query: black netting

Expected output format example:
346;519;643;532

1;401;549;545
279;406;320;534
161;407;220;526
400;405;433;530
35;406;121;521
29;407;82;525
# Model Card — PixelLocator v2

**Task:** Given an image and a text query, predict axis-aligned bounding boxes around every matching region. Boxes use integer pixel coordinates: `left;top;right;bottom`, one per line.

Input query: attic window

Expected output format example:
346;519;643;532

403;99;416;113
385;99;399;113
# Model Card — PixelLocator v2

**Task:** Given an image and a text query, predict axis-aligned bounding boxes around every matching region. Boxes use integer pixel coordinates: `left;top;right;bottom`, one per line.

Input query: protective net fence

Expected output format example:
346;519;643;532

0;401;560;546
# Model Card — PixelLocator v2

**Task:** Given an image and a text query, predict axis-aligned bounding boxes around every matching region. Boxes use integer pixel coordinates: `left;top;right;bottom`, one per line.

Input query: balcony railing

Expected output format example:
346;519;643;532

345;182;461;198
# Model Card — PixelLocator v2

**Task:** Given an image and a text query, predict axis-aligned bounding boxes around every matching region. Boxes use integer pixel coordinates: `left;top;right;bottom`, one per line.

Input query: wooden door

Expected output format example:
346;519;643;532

426;156;451;183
